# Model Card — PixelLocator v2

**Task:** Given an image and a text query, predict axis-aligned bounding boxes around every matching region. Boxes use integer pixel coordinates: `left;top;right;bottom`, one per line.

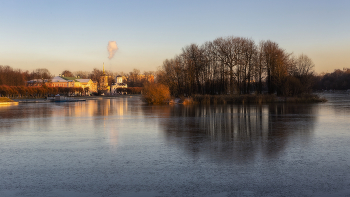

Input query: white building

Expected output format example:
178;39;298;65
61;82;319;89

111;75;127;94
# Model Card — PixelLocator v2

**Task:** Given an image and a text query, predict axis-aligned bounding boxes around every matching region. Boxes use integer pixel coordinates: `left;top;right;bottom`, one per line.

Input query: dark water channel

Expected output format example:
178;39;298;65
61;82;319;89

0;94;349;197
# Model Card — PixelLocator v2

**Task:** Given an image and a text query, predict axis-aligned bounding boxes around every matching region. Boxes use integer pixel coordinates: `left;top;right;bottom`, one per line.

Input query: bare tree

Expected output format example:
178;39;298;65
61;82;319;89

74;71;89;78
253;41;266;94
0;65;27;86
89;68;103;82
156;36;314;97
212;37;241;94
31;68;52;80
128;69;141;87
292;54;315;93
143;71;155;83
61;70;74;77
240;38;256;94
181;44;206;95
295;54;315;76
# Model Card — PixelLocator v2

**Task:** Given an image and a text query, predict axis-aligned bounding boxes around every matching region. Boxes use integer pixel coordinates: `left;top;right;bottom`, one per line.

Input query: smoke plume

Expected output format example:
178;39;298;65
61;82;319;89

107;41;118;59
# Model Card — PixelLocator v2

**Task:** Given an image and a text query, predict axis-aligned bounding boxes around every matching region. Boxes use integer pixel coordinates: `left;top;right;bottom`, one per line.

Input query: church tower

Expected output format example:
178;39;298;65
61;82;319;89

98;63;110;94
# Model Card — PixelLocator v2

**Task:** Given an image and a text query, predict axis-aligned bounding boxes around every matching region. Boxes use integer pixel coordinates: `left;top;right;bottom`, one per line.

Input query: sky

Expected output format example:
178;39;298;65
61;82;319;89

1;0;349;75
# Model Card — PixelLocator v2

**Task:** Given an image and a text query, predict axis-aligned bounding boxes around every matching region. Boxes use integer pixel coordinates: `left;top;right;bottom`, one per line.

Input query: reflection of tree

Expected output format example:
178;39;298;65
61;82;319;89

152;104;316;163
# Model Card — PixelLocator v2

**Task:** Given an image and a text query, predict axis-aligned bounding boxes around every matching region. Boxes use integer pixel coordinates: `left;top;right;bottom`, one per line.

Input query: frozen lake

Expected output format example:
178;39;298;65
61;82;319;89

0;94;349;197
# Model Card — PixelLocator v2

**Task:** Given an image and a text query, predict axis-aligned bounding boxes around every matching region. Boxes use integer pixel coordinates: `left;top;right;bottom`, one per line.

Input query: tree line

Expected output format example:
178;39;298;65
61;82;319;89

156;36;316;97
0;65;54;86
58;69;154;87
0;66;40;86
0;65;153;88
0;86;84;98
0;85;143;98
313;69;350;90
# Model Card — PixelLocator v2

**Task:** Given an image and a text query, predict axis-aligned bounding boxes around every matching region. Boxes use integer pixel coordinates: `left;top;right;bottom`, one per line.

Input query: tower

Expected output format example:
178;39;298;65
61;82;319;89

98;62;110;94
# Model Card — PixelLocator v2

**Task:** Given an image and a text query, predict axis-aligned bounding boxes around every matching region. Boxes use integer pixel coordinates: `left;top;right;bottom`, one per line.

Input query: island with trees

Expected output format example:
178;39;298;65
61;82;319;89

143;36;329;104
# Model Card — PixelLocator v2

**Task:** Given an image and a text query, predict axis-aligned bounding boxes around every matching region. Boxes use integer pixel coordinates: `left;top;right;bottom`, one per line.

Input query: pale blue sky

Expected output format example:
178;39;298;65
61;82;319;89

1;0;349;75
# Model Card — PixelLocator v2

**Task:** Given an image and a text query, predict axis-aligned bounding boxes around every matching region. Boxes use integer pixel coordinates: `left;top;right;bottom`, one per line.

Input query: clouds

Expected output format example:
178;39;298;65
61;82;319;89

107;41;118;59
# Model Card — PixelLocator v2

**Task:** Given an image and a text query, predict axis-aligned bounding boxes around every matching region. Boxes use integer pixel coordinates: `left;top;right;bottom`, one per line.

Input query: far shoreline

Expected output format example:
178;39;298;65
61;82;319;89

3;93;328;105
0;97;19;105
10;94;139;103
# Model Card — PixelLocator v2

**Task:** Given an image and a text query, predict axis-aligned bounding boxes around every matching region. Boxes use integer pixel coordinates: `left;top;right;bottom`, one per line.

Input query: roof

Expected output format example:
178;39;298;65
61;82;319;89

61;77;79;82
52;76;68;82
76;79;91;83
52;76;92;83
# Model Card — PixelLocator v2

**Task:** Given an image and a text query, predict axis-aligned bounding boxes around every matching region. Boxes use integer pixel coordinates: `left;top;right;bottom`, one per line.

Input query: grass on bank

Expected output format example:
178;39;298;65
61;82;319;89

0;97;15;102
186;94;327;105
142;92;326;105
141;83;327;105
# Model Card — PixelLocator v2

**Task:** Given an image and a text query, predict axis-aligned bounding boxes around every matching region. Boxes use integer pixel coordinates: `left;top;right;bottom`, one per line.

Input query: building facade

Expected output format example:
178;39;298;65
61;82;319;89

27;76;98;94
111;75;128;94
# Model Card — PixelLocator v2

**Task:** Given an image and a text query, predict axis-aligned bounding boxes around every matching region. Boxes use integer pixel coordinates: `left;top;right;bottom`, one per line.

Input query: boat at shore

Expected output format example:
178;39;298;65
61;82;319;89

47;95;86;102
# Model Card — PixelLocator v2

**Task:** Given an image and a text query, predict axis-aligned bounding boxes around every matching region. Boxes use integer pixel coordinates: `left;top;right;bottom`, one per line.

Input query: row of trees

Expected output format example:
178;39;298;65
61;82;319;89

0;66;53;86
0;65;153;89
0;85;144;98
116;87;143;94
156;36;315;96
0;65;29;86
314;69;350;90
61;69;154;87
0;85;84;98
127;69;155;87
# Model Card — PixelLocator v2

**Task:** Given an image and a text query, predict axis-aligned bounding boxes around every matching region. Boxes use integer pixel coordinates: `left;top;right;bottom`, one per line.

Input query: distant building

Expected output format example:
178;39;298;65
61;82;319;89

111;75;128;94
75;78;97;93
58;77;98;94
98;63;110;94
50;76;75;87
29;75;98;94
26;79;49;87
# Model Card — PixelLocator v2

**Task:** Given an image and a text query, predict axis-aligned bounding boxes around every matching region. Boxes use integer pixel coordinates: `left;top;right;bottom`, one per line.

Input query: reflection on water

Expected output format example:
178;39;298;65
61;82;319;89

0;98;319;163
0;98;131;130
0;95;349;197
320;92;350;114
148;104;317;163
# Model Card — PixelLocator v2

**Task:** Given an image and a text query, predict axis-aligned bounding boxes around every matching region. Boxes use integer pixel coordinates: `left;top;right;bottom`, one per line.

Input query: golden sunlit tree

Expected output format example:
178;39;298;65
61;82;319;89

142;83;170;104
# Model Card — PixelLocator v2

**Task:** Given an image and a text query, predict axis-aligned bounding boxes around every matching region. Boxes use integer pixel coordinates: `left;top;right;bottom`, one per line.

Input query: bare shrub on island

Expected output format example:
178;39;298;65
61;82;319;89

142;83;171;104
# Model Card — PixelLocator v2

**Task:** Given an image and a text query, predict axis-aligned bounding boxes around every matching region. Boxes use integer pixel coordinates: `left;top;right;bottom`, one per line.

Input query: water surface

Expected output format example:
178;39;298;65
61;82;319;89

0;94;349;196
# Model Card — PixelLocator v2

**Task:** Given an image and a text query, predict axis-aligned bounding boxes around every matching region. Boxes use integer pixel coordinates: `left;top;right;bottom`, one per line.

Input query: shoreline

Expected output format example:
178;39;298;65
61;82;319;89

0;102;19;106
9;94;140;103
169;94;327;105
0;97;19;105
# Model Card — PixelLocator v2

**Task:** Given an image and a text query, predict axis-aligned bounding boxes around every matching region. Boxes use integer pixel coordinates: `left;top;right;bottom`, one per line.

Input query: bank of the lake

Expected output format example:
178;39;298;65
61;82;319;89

171;94;327;105
0;97;19;105
11;94;138;103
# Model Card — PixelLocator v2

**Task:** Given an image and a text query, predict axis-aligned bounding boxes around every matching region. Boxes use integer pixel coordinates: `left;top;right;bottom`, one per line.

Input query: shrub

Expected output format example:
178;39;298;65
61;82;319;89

142;83;170;104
